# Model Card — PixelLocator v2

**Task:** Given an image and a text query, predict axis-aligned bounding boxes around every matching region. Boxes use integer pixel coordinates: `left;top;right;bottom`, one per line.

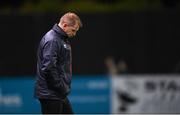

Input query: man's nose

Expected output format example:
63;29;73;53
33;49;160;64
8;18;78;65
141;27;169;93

73;32;76;36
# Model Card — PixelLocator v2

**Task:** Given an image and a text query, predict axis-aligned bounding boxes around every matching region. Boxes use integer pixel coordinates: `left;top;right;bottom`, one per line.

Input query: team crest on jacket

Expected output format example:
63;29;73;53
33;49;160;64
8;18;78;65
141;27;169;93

63;43;71;50
63;44;67;48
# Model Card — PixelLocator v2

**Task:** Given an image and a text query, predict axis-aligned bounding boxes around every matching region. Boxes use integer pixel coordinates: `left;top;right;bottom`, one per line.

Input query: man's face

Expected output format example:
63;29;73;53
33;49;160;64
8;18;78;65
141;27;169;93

64;23;79;38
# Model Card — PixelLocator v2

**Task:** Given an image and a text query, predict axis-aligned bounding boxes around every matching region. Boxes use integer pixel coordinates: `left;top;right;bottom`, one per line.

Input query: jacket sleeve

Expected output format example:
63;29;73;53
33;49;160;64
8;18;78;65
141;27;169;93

41;39;70;94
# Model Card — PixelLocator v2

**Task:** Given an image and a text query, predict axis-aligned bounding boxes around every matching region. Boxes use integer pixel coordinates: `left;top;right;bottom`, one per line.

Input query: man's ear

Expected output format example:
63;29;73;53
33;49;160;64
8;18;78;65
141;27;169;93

63;23;68;28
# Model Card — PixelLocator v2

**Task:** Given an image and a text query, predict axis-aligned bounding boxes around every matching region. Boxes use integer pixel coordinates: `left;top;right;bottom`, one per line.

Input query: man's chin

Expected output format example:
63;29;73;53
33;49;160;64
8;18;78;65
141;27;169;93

68;35;74;38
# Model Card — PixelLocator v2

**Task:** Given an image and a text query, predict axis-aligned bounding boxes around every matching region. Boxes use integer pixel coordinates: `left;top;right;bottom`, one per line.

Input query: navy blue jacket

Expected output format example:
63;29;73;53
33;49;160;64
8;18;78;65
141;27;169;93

35;24;72;100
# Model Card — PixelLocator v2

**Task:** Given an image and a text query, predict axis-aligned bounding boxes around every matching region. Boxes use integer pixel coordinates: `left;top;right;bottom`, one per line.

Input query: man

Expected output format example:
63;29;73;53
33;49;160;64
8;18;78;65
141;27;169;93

34;12;82;114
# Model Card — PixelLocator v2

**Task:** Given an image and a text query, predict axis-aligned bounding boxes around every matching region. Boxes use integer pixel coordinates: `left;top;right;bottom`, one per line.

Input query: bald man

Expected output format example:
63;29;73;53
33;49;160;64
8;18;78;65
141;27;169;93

34;12;82;114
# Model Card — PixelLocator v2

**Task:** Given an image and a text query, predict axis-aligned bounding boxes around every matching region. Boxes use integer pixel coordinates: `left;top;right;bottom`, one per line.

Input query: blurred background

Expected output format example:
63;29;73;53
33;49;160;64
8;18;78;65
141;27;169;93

0;0;180;114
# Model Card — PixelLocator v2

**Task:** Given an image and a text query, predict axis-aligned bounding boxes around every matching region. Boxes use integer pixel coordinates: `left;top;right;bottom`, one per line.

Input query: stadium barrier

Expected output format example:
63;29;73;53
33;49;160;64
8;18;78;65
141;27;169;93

0;75;180;113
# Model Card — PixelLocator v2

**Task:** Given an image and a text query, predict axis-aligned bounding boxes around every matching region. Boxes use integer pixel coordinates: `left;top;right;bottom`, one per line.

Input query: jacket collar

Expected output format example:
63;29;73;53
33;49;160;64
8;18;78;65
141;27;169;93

52;24;68;39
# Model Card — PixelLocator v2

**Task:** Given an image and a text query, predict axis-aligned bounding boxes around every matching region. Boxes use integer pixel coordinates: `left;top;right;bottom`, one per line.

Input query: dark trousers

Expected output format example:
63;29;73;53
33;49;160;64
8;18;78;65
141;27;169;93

39;98;73;114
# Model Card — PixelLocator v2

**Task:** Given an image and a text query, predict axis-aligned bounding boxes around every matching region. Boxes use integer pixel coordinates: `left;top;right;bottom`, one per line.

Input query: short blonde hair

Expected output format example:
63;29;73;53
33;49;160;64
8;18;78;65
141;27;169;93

60;12;83;28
